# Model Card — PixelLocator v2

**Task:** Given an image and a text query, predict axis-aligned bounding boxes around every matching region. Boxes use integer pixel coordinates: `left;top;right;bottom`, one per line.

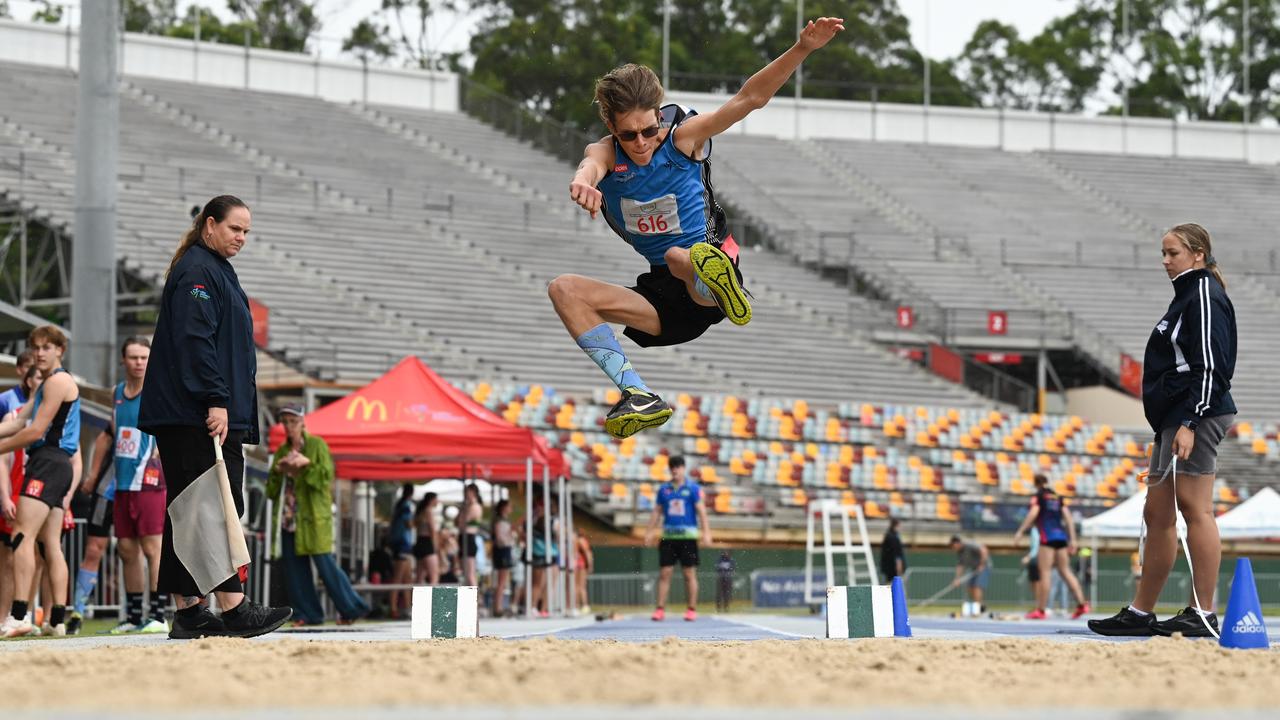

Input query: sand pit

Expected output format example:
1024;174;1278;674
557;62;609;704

1;636;1276;710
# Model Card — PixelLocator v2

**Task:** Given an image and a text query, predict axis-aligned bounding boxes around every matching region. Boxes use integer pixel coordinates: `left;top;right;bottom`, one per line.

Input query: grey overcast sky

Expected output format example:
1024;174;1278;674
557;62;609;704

9;1;1075;63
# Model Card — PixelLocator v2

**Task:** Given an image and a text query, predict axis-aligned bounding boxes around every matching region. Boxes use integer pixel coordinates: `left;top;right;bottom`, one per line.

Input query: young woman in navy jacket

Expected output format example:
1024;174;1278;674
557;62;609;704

1090;223;1236;638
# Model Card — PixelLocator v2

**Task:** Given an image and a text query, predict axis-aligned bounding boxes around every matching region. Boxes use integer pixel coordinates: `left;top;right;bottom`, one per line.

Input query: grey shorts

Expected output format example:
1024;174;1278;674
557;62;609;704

1149;414;1234;477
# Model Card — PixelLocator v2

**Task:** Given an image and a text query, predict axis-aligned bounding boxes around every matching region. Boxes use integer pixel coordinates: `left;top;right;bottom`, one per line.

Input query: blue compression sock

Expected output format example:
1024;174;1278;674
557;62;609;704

576;323;649;394
693;276;714;302
73;569;98;614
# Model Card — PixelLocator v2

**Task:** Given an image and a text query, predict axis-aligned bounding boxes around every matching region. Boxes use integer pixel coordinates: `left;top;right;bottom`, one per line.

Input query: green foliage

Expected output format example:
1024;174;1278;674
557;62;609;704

954;5;1109;112
163;6;262;47
463;0;974;133
1114;0;1280;121
123;0;179;34
343;18;395;63
30;0;61;23
227;0;320;52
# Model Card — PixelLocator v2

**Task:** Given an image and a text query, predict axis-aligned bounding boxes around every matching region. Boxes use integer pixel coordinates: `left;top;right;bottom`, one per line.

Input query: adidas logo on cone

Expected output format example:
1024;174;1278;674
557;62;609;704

1233;611;1266;636
1219;557;1270;650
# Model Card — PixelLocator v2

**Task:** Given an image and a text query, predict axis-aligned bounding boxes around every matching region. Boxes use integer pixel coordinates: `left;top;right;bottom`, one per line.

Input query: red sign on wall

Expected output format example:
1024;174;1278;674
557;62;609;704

1120;353;1142;397
975;352;1023;365
987;311;1008;335
896;306;914;329
929;343;964;384
248;297;269;349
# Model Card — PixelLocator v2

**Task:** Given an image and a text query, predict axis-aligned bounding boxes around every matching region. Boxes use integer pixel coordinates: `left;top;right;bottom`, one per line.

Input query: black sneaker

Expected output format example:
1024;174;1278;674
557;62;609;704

65;611;83;636
169;606;227;640
220;600;293;639
1151;607;1219;638
604;389;673;439
1087;607;1157;637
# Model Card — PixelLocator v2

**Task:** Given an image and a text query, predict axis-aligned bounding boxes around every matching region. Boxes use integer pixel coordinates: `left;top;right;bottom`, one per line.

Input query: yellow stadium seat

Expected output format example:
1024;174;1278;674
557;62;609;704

1253;438;1268;455
702;466;720;484
743;449;758;463
730;457;749;476
605;388;621;406
676;393;693;408
770;441;785;456
864;446;878;460
695;437;711;454
570;432;586;448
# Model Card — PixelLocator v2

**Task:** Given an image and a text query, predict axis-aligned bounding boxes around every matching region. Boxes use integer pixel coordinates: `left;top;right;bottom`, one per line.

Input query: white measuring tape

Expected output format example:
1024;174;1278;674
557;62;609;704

1138;454;1219;639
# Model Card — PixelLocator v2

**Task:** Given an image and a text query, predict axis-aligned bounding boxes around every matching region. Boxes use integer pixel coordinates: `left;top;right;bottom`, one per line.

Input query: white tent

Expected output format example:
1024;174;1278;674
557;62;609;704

1216;487;1280;540
1080;487;1186;539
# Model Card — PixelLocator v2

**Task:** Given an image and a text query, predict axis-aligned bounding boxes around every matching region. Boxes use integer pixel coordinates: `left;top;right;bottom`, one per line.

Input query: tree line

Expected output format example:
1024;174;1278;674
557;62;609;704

9;0;1277;130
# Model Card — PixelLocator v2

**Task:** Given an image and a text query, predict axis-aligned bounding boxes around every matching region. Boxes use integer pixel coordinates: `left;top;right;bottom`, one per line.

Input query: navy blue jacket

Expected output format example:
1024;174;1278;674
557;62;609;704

139;242;259;444
1142;268;1236;435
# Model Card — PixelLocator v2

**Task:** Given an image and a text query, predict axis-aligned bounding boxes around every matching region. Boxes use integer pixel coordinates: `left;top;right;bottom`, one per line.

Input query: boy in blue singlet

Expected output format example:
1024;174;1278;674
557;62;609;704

643;456;711;621
555;16;845;439
0;326;81;637
1014;474;1090;619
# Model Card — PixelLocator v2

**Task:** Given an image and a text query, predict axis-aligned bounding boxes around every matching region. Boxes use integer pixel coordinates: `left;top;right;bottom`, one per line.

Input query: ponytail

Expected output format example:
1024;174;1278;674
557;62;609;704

168;195;248;278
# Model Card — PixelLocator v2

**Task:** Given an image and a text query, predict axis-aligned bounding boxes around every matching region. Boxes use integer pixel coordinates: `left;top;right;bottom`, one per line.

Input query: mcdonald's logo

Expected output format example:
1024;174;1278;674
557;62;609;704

346;397;387;422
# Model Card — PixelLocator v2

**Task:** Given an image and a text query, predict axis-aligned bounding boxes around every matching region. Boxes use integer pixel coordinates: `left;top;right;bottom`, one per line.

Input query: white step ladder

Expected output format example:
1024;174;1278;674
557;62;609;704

804;499;879;605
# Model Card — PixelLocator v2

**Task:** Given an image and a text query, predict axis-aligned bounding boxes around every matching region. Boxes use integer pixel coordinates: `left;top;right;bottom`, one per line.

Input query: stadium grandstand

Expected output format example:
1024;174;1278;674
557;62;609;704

1;16;1278;545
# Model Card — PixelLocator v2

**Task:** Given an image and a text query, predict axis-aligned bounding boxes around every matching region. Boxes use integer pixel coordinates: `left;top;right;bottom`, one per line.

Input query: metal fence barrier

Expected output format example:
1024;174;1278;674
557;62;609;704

584;566;1280;611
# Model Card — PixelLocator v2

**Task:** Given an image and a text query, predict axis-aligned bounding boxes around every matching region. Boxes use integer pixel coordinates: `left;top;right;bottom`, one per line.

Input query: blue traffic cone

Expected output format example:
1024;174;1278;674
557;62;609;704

1219;557;1269;650
891;576;912;638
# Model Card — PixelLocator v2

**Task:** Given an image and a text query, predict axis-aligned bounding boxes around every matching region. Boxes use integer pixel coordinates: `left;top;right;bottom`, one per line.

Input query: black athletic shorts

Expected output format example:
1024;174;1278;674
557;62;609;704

413;535;435;560
22;446;74;509
72;492;114;537
658;538;699;568
493;546;514;570
1045;539;1068;550
463;533;479;558
624;264;730;348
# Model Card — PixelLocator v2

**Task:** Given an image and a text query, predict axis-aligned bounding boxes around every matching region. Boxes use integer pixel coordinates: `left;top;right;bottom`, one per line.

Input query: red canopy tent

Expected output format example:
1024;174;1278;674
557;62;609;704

266;356;576;619
267;356;565;481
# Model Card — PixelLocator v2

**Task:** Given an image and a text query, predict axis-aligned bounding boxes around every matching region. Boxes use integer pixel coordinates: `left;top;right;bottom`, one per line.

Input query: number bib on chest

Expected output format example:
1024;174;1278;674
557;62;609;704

116;427;142;460
667;498;686;517
622;194;683;236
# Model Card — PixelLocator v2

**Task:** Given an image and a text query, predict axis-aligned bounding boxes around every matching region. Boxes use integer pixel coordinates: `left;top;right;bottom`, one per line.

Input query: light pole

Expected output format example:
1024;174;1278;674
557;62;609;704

662;1;671;89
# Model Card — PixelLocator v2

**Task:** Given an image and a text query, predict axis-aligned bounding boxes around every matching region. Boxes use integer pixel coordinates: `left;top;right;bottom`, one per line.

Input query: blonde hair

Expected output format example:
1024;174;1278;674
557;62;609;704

168;195;248;278
593;64;663;127
1167;222;1226;289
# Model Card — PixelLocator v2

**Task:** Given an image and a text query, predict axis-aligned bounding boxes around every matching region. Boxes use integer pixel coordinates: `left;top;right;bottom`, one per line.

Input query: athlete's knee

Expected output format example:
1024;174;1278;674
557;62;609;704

547;274;583;306
1142;501;1176;530
663;246;689;267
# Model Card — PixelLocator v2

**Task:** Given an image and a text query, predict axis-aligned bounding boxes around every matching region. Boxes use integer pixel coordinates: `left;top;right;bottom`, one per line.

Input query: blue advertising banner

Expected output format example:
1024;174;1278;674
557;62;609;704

752;571;827;607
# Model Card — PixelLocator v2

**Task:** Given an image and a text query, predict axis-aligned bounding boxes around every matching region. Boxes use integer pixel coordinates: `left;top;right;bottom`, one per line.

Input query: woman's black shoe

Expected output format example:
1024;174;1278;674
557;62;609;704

1151;607;1219;638
1087;607;1157;636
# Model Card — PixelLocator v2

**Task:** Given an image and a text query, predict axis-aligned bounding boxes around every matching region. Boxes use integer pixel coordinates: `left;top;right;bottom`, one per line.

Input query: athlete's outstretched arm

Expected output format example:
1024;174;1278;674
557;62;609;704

676;17;844;152
568;137;614;219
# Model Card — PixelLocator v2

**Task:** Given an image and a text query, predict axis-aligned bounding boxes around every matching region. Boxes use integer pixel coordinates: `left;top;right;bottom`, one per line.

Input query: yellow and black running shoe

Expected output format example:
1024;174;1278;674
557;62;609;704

691;242;751;326
604;389;673;439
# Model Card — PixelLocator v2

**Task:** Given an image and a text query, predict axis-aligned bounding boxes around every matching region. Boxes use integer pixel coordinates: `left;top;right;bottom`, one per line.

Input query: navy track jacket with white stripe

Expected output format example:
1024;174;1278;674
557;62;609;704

1141;268;1236;435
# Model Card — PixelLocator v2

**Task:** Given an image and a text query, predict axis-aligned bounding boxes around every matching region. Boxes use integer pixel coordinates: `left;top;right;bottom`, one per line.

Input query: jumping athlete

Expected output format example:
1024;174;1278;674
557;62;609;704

1014;474;1090;619
555;17;845;438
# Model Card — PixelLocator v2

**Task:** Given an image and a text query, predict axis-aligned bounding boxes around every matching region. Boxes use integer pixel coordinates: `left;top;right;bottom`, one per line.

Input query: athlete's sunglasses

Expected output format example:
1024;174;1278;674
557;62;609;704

615;125;660;142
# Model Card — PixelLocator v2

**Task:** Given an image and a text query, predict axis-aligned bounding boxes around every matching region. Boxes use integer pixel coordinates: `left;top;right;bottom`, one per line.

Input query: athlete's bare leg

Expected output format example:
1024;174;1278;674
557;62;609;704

547;275;660;338
664;247;718;308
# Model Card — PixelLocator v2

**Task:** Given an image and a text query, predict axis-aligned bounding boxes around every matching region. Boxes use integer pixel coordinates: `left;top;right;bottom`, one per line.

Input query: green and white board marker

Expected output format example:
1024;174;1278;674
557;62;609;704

411;585;479;639
827;585;894;638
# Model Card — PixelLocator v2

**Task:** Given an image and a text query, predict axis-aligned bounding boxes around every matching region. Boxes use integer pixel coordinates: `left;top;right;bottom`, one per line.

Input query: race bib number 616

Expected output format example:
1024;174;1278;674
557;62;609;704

622;194;683;236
